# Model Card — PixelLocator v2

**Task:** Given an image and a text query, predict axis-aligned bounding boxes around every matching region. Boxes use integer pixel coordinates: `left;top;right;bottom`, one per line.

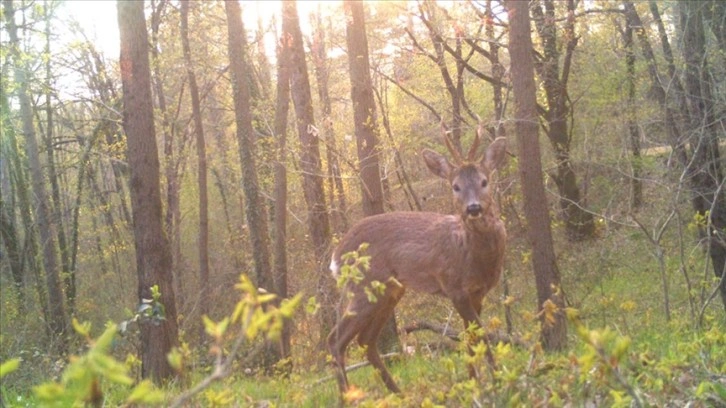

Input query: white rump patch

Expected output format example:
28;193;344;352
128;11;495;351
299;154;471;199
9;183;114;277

330;257;340;279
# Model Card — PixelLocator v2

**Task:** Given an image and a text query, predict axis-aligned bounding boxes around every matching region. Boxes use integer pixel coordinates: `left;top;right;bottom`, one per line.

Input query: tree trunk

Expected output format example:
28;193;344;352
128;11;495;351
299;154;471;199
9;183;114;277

225;0;278;366
282;0;335;346
310;11;348;233
679;1;726;312
180;0;210;332
150;0;183;305
344;0;401;354
414;0;466;153
531;0;595;240
4;0;68;351
225;0;274;295
117;0;179;383
486;0;506;139
623;2;688;168
507;0;567;351
621;13;643;210
41;3;74;315
1;90;51;329
273;19;292;366
0;177;24;310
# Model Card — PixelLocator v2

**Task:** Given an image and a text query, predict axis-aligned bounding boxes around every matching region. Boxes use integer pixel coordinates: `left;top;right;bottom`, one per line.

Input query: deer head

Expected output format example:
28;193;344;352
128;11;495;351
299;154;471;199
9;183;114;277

423;123;507;221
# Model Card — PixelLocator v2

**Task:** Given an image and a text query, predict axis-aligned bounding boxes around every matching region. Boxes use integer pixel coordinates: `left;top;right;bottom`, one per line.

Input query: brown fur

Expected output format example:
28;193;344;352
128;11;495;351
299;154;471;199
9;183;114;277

327;137;507;394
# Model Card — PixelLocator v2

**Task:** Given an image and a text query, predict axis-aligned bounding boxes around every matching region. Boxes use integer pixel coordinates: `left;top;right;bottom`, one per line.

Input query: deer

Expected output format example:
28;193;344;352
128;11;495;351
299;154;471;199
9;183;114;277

327;125;508;395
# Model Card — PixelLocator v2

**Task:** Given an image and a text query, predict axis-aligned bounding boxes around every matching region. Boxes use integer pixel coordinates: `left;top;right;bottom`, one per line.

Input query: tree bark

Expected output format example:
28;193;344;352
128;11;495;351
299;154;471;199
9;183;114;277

344;0;401;354
225;0;274;293
507;0;567;351
621;13;643;210
225;0;278;367
0;166;24;310
531;0;595;240
180;0;210;330
42;3;74;315
117;0;179;382
679;1;726;312
273;18;292;365
282;0;335;346
4;0;68;351
150;0;183;304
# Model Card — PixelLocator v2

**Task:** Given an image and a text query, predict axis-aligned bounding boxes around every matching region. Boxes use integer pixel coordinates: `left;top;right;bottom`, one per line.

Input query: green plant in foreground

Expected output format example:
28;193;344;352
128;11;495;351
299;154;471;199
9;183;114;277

32;320;164;407
167;274;302;407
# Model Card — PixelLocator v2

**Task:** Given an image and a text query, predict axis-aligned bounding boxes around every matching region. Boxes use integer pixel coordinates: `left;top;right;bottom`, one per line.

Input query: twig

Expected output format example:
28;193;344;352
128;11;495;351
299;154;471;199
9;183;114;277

314;352;400;386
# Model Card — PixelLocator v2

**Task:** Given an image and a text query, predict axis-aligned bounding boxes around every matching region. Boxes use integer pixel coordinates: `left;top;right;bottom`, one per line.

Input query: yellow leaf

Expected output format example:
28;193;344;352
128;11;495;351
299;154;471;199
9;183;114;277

343;385;366;404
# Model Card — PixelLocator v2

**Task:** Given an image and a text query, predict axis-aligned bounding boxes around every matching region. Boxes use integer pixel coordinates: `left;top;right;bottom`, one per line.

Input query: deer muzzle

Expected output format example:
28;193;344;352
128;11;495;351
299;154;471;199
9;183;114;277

466;203;483;218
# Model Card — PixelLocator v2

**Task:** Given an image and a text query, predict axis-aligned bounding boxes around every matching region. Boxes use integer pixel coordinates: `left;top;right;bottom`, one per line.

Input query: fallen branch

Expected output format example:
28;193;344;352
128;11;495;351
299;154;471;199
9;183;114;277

314;352;400;385
404;321;527;347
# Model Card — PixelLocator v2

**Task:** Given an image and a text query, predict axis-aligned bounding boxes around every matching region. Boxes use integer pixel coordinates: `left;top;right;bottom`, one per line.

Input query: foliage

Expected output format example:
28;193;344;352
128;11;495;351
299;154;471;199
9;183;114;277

32;320;164;407
1;0;725;406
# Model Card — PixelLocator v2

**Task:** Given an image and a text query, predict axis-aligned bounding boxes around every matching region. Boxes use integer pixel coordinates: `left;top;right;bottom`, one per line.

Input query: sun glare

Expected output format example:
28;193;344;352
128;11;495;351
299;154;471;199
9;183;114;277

58;0;342;61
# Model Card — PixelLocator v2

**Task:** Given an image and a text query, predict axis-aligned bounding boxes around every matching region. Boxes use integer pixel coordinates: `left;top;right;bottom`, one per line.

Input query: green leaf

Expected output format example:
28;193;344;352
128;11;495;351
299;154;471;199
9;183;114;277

94;323;119;353
92;354;133;385
33;382;66;403
0;358;20;378
305;296;319;316
72;318;91;337
127;379;165;405
167;347;184;373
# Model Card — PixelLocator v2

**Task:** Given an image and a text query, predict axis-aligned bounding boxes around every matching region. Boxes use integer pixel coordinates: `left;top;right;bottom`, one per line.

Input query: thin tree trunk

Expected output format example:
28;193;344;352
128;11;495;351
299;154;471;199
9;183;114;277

1;94;26;311
344;0;400;354
180;0;210;331
1;91;50;328
623;1;688;168
531;0;594;240
4;0;68;351
373;85;422;211
310;11;348;233
507;0;567;351
42;3;74;315
282;0;335;346
622;15;643;210
273;19;292;366
150;0;183;304
225;0;278;366
225;0;274;294
117;0;179;382
0;183;24;309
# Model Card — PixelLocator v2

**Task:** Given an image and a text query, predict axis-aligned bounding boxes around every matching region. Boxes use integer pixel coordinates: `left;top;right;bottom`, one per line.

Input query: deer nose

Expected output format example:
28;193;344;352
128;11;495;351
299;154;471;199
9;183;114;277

466;203;482;216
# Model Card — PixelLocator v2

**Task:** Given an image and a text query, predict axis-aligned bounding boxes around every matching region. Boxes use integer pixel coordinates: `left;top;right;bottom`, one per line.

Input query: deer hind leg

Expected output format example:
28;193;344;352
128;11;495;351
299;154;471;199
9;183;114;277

327;293;383;393
356;282;405;393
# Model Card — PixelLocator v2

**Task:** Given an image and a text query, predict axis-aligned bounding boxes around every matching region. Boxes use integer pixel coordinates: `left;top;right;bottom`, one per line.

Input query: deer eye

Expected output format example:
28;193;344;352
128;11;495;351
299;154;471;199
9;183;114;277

452;184;461;192
481;179;488;188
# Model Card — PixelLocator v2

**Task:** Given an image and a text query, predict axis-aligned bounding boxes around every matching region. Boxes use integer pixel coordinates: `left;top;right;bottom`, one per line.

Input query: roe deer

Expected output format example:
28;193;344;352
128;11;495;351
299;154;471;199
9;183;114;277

327;127;507;394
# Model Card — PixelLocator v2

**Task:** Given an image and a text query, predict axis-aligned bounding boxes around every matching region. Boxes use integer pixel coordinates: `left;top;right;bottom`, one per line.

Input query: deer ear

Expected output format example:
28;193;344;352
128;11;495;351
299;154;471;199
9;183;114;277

482;137;507;171
422;149;453;179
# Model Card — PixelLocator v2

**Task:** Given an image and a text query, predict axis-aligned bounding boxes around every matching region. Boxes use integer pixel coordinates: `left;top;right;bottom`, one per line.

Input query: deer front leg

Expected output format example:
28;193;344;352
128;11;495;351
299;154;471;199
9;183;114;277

451;295;497;379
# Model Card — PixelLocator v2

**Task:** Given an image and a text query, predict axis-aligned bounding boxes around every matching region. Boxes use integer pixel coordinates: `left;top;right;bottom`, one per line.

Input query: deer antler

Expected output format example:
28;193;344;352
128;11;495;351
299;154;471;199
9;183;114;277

441;120;463;164
466;119;484;162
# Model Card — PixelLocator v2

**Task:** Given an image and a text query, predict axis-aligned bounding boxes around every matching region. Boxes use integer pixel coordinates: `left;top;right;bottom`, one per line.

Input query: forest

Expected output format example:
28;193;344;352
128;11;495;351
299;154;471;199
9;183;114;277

0;0;724;406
